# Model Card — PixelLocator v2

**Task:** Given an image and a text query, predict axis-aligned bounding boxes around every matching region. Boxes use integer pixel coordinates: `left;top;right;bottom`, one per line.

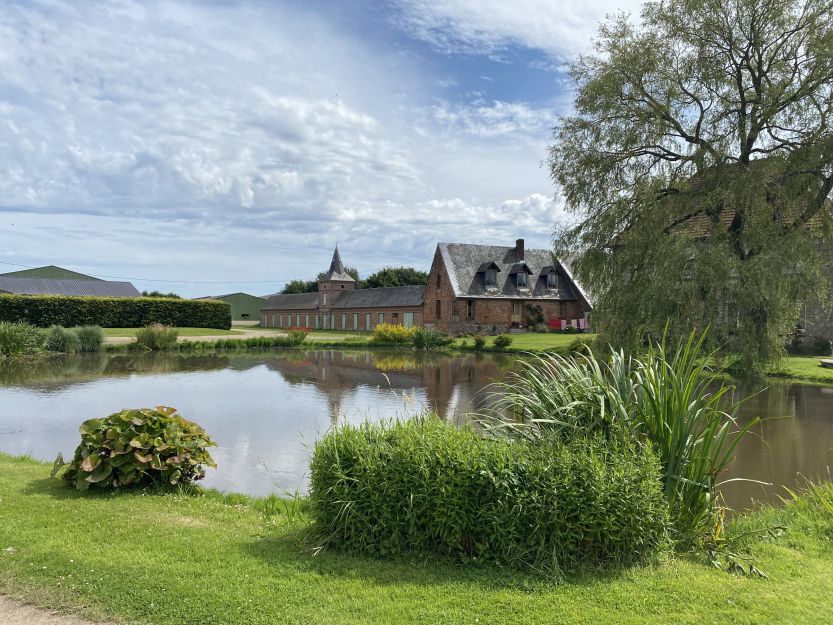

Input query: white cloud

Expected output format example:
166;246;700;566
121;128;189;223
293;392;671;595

392;0;646;58
0;1;571;295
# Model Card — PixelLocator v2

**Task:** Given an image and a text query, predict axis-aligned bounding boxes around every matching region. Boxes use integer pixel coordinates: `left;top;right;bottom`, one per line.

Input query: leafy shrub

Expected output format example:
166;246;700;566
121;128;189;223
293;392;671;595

493;334;513;349
74;325;104;352
473;335;486;350
371;322;416;344
814;337;833;356
52;406;216;490
485;332;756;545
135;324;179;350
288;329;309;346
44;325;81;353
0;321;45;358
310;418;668;572
412;327;452;350
0;294;231;329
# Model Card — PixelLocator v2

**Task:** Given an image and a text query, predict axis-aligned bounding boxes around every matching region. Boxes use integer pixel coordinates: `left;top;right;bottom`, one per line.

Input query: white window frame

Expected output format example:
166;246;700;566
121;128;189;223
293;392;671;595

404;312;414;328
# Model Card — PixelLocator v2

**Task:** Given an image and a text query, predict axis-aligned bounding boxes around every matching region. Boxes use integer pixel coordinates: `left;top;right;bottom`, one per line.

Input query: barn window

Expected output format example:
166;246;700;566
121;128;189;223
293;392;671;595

305;314;310;328
404;312;414;328
466;300;474;319
323;293;328;306
296;314;301;327
341;313;347;329
353;313;359;330
378;312;384;324
365;313;371;329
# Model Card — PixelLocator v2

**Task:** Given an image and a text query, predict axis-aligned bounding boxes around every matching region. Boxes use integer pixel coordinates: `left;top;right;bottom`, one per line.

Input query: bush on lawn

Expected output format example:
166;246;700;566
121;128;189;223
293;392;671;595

44;325;81;353
53;406;216;490
493;334;513;349
0;321;45;358
75;325;104;352
473;335;486;350
310;417;669;572
371;322;416;345
412;327;452;350
0;294;231;329
135;324;179;350
288;329;309;346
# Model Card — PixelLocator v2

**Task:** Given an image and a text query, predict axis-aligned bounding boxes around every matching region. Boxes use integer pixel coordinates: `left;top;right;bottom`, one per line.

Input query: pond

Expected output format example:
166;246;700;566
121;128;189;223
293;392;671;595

0;349;831;511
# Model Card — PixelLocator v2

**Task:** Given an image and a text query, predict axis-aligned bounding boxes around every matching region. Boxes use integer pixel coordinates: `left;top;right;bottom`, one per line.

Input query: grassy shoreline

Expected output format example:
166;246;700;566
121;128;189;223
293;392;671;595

1;453;831;624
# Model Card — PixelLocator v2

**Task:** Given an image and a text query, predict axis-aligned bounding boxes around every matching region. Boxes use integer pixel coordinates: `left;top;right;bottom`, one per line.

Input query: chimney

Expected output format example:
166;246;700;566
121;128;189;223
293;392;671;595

515;238;525;261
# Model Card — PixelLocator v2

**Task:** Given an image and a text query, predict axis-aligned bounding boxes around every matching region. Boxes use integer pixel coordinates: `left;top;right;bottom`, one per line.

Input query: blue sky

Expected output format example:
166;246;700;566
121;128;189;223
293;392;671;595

0;0;643;296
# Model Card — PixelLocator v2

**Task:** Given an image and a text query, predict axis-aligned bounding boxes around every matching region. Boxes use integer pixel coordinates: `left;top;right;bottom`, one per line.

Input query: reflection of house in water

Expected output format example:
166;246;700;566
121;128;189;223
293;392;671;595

260;350;513;424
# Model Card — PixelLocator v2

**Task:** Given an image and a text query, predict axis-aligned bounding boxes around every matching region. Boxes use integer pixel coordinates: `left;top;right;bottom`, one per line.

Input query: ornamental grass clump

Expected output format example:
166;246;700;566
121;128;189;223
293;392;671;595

74;325;104;352
52;406;216;490
44;325;81;353
135;323;179;350
412;327;452;350
0;321;45;358
309;417;668;573
485;331;757;546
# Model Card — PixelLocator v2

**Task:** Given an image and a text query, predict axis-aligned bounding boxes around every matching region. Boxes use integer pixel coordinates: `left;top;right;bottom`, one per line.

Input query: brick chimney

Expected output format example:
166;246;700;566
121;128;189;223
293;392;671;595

515;238;525;261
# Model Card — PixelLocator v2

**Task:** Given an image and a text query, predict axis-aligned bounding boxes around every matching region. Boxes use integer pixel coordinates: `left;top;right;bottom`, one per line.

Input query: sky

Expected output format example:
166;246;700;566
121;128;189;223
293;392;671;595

0;0;644;297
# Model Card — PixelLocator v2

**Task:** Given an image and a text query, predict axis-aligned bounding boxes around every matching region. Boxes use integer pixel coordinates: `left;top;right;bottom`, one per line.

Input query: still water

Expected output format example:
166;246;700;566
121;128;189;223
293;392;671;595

0;350;831;511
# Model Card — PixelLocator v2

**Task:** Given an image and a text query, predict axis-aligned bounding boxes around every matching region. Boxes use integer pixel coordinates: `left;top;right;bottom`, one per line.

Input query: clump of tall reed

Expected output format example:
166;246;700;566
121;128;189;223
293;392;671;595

44;325;82;353
0;321;45;358
484;331;757;546
74;325;104;352
135;324;179;350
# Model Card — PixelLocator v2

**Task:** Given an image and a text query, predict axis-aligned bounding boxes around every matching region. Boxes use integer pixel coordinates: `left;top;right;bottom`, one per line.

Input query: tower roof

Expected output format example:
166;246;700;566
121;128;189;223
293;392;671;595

320;246;355;282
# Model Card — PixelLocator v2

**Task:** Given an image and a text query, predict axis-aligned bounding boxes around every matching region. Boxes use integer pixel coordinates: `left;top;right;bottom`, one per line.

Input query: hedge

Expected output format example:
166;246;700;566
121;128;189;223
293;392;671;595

0;295;231;329
310;418;669;572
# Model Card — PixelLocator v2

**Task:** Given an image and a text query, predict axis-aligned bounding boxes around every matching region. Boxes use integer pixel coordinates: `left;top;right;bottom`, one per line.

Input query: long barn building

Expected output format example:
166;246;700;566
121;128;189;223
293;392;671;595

260;240;592;335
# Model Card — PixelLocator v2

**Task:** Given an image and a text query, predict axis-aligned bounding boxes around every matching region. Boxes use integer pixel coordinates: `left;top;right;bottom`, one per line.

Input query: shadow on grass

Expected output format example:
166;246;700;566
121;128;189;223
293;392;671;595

241;531;634;593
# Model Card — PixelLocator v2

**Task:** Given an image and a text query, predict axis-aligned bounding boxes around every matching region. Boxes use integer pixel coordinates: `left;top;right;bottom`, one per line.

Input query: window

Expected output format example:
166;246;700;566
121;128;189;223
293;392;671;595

322;293;328;306
365;313;371;330
278;314;283;328
485;270;496;286
512;302;521;316
315;314;320;329
341;313;347;329
305;314;310;328
378;312;384;324
559;302;566;318
547;272;558;288
296;314;301;327
392;312;399;323
466;300;474;319
241;313;250;319
437;272;441;288
330;314;335;329
516;272;527;287
403;312;414;328
435;299;442;319
353;313;359;330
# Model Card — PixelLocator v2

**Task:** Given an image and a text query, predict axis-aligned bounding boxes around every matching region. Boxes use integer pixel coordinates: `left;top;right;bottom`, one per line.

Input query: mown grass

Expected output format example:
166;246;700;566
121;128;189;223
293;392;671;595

102;327;244;337
453;332;593;352
1;452;832;625
766;356;833;384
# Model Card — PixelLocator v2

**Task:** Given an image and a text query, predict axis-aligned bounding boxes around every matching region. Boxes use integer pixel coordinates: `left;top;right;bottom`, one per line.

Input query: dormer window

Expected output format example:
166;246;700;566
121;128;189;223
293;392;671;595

547;272;558;288
485;270;496;286
477;261;501;288
516;272;527;287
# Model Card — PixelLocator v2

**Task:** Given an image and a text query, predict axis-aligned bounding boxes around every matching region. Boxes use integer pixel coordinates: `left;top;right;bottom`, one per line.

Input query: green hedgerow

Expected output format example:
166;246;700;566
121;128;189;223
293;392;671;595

309;417;669;573
52;406;216;490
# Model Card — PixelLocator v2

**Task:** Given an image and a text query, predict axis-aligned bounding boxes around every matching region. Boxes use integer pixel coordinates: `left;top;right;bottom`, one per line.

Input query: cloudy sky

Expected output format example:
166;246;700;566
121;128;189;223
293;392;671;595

0;0;643;296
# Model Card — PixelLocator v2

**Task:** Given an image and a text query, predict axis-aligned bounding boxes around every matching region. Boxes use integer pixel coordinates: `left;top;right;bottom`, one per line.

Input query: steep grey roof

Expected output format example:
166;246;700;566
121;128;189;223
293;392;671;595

0;277;140;297
438;242;588;303
332;285;425;308
262;292;320;310
320;246;355;282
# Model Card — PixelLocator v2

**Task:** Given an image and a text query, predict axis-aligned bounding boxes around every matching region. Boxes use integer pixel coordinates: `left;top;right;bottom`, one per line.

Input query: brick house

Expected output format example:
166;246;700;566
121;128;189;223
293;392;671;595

260;240;592;335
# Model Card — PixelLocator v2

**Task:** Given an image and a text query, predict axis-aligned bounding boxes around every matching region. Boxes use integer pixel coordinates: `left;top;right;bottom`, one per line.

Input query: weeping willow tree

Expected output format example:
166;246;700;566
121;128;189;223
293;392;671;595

549;0;833;372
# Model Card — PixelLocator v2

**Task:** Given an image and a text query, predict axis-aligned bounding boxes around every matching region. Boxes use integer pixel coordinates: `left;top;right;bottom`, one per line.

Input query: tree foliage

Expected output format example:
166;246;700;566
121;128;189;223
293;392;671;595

362;266;428;289
550;0;833;371
280;266;425;293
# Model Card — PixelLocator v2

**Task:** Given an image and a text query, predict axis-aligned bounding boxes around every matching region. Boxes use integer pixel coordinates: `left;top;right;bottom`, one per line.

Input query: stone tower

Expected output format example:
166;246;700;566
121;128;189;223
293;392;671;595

318;247;355;327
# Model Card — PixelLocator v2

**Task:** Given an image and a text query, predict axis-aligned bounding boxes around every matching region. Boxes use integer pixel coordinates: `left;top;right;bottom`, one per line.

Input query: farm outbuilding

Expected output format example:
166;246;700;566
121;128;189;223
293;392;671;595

194;293;265;322
0;265;101;281
0;265;140;297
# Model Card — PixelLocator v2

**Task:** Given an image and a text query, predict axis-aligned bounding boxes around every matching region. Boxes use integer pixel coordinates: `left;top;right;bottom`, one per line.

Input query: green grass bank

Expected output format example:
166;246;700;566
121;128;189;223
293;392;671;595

1;453;831;625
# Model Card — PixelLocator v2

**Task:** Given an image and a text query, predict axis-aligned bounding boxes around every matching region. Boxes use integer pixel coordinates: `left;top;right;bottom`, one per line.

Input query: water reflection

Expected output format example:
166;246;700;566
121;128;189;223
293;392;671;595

0;350;830;510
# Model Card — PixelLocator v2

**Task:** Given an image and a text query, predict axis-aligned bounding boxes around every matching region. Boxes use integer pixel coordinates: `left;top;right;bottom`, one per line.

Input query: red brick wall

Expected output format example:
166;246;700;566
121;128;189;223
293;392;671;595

260;307;423;330
423;246;456;334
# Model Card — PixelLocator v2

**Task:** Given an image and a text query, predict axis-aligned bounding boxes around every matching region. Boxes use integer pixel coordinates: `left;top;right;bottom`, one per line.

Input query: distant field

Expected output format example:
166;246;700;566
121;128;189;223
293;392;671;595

103;327;244;337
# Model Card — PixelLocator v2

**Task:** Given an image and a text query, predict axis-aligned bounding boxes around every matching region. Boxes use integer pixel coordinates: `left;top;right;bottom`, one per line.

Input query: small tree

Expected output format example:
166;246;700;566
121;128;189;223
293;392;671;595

361;266;428;289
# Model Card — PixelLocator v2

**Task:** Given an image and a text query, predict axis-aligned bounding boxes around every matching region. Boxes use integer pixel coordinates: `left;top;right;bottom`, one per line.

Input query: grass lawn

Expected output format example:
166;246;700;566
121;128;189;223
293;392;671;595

453;332;594;352
767;356;833;384
1;453;831;625
102;327;244;337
